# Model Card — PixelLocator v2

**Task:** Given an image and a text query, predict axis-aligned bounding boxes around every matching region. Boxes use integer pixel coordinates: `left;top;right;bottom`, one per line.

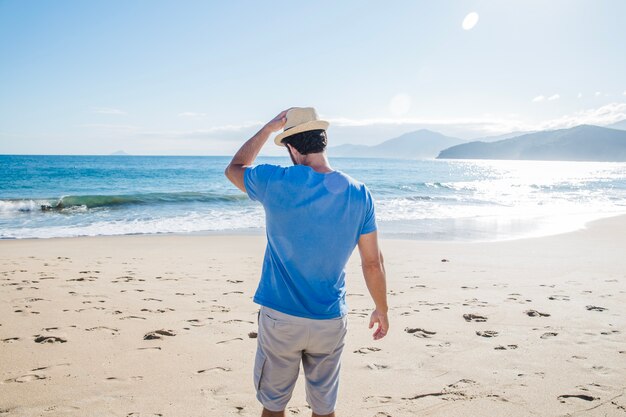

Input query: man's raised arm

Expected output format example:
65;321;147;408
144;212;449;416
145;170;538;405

224;109;289;193
357;230;389;340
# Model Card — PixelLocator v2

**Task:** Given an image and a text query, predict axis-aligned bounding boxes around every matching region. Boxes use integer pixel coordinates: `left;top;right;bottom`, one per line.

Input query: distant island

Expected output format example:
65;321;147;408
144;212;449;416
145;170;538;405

110;150;130;156
330;129;465;159
437;125;626;162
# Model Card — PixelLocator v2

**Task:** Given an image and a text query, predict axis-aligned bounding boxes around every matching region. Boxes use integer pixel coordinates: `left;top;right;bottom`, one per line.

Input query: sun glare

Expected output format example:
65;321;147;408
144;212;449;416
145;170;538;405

462;12;479;30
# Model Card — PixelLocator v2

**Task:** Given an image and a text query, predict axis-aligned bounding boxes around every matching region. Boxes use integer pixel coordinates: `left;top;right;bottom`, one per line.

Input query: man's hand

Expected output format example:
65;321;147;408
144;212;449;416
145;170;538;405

264;109;290;133
369;309;389;340
224;109;291;192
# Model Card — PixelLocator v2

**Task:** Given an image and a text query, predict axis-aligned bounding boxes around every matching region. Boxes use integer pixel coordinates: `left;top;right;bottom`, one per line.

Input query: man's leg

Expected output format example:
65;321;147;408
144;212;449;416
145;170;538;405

261;407;335;416
261;408;285;417
302;315;347;417
255;307;306;414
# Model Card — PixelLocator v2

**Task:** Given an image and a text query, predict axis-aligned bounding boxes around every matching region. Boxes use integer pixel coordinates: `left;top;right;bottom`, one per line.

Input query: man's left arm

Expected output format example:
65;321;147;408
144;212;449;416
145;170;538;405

224;109;289;193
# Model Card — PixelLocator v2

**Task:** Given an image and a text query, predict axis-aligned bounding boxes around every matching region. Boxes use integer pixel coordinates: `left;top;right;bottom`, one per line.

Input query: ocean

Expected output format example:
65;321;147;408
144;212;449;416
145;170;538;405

1;154;626;241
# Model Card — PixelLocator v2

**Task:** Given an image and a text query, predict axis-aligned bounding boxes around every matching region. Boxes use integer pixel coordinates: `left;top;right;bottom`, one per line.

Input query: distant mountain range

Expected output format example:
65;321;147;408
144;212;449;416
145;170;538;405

328;121;626;162
330;129;465;159
437;125;626;162
469;131;536;143
110;150;130;155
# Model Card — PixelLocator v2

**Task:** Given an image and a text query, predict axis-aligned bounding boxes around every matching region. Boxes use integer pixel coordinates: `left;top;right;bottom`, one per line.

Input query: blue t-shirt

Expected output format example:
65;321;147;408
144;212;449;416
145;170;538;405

244;164;377;319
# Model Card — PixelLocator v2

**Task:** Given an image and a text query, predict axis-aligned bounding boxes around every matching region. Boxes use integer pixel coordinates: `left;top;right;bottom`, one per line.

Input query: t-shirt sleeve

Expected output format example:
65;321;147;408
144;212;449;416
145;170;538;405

243;164;278;203
360;185;378;235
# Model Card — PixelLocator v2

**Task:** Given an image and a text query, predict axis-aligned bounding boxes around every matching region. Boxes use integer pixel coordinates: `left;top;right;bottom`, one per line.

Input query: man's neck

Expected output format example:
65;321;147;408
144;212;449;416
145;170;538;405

301;152;333;173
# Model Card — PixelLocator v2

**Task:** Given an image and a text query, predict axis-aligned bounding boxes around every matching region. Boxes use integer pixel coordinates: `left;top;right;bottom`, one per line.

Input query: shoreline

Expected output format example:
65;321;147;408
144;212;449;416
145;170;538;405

2;211;626;244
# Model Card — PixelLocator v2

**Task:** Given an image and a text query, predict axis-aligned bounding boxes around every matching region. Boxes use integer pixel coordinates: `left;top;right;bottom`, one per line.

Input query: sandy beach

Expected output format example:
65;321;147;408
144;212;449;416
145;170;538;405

1;217;625;417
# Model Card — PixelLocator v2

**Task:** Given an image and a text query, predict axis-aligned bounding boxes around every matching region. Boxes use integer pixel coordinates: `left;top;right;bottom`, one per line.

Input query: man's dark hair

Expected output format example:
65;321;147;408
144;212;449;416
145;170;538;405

281;129;327;155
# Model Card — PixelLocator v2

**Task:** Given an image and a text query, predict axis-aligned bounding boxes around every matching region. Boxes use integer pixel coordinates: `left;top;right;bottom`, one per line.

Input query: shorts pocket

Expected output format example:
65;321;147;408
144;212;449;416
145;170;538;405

253;349;267;391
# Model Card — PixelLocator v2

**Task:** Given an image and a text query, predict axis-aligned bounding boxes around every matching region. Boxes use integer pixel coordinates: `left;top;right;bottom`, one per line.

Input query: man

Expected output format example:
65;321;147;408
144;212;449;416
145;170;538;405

224;107;389;417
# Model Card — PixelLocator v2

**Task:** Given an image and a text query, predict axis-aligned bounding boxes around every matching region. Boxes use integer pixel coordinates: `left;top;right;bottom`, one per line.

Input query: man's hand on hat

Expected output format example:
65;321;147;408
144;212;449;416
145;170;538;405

264;109;291;133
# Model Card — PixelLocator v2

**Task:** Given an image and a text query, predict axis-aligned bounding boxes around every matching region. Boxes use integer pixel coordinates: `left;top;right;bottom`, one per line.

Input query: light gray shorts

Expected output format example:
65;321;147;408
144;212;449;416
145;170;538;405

253;305;348;415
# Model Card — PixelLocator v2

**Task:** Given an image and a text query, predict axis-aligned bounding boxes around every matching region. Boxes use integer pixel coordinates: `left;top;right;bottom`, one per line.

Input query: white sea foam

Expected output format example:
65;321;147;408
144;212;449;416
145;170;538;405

1;208;265;239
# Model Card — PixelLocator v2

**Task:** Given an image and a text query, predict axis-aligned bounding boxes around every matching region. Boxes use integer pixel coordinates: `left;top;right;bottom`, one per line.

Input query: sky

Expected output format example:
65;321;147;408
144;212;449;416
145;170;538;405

1;0;625;156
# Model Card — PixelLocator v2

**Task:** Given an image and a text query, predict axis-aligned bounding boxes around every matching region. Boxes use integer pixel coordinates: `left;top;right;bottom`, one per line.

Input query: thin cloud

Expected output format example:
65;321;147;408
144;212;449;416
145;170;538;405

79;123;139;131
595;91;602;97
326;102;626;136
532;95;545;103
547;94;560;101
538;102;626;130
139;121;264;140
325;116;529;136
578;92;583;99
178;112;207;118
91;107;127;115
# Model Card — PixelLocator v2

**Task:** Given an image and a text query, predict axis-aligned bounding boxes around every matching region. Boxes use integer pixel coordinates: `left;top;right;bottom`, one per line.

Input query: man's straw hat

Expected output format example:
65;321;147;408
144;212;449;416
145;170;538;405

274;107;329;146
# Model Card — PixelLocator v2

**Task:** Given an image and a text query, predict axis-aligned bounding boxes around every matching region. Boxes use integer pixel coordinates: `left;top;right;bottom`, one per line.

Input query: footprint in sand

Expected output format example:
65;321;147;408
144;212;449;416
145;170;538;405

216;337;243;344
548;295;570;301
524;309;551;317
185;319;207;327
67;276;97;282
586;305;607;312
106;375;144;382
494;344;518;350
425;341;451;348
223;319;254;324
4;373;47;383
119;315;147;320
367;363;389;370
557;394;597;403
34;335;67;343
463;313;487;322
354;347;381;354
31;363;70;372
405;327;437;338
141;308;175;313
540;332;558;339
2;337;20;343
364;395;392;404
85;326;119;335
197;366;231;374
286;405;311;414
143;329;176;340
476;330;498;338
402;379;478;401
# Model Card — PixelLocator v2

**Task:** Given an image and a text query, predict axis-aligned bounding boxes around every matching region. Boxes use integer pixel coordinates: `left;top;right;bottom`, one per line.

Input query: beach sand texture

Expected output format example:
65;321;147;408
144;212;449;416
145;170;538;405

1;217;625;417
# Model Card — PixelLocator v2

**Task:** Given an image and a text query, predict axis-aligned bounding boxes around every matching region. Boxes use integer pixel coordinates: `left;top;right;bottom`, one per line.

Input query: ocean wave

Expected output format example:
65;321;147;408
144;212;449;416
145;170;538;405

0;191;248;213
0;207;266;239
